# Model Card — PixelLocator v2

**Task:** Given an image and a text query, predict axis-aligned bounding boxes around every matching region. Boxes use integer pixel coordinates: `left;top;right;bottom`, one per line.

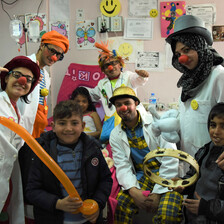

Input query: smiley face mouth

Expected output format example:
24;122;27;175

103;4;117;14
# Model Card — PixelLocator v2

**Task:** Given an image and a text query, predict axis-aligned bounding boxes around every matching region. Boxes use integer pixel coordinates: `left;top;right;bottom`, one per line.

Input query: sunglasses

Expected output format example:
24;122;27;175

102;61;120;70
9;71;35;83
45;44;64;61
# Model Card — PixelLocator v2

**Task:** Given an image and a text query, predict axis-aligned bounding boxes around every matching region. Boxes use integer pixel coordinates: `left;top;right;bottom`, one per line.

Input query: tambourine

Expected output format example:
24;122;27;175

143;148;199;188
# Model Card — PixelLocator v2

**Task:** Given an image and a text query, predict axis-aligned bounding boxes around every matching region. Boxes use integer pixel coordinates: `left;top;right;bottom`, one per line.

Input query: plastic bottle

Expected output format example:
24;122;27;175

9;16;23;42
149;93;157;107
28;20;40;42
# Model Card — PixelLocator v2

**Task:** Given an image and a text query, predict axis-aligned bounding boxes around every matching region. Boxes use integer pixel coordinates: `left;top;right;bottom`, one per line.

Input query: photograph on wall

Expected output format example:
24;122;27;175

50;20;69;39
212;25;224;42
108;37;144;63
160;1;186;38
75;20;96;49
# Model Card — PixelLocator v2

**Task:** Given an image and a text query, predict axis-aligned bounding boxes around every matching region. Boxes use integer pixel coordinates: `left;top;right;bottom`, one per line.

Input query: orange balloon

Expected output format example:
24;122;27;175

0;116;98;215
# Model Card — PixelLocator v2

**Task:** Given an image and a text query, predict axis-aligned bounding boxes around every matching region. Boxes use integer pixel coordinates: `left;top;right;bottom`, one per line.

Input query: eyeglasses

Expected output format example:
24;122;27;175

9;71;35;83
45;44;64;61
102;61;120;70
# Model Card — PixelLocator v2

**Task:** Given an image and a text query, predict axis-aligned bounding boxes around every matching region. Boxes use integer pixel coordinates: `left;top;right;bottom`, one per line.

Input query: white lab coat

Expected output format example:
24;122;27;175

88;70;148;117
179;65;224;158
0;91;25;224
109;110;178;194
17;53;51;135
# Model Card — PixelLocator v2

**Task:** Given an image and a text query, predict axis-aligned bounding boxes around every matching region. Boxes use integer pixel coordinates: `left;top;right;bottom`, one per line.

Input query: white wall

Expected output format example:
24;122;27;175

0;0;224;116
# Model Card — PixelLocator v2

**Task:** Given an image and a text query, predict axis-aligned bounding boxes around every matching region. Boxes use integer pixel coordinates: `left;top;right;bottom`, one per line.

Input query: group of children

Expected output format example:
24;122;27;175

1;15;224;224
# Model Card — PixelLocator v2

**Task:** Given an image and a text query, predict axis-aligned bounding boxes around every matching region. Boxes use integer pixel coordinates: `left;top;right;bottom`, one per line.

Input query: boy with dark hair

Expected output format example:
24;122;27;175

173;103;224;223
21;100;112;224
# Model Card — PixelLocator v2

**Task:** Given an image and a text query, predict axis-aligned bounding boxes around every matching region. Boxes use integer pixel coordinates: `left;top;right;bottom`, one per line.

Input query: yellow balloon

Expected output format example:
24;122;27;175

100;0;121;17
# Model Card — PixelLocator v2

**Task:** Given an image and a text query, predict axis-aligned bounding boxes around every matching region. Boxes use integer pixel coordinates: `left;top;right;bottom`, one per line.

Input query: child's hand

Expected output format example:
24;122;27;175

183;192;201;215
0;67;9;73
216;151;224;170
56;196;83;213
83;208;100;224
135;69;149;78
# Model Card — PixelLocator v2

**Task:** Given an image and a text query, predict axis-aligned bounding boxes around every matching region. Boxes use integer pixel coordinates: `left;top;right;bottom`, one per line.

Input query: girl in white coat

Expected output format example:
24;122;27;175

166;15;224;173
0;56;40;224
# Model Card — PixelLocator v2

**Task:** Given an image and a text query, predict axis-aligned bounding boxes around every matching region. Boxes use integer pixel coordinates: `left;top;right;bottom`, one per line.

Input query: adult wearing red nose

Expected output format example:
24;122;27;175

87;41;149;143
17;30;69;139
109;86;183;223
166;15;224;173
0;56;40;224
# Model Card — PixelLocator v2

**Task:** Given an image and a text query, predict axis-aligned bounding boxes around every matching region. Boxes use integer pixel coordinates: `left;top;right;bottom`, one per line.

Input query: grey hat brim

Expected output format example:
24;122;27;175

166;26;213;46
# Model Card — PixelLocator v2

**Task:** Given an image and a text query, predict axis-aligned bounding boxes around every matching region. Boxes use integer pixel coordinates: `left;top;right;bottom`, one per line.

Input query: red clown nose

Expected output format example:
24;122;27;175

108;65;113;71
51;55;58;62
17;76;27;85
178;55;189;64
120;105;127;111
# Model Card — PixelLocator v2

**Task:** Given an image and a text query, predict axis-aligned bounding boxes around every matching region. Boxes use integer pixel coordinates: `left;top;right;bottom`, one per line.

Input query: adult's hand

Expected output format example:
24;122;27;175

129;187;151;210
135;69;149;78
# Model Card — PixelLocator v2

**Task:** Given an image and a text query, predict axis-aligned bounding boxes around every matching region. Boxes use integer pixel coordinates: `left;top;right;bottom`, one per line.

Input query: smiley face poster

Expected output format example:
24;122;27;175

160;1;186;38
100;0;121;17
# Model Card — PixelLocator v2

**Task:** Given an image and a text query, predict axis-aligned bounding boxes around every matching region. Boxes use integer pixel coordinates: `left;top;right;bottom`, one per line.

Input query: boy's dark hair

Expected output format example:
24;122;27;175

53;100;83;121
207;103;224;130
70;86;96;112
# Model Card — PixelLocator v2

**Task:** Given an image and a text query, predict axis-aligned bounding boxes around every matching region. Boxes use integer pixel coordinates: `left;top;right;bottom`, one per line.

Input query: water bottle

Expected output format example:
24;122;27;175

149;93;157;107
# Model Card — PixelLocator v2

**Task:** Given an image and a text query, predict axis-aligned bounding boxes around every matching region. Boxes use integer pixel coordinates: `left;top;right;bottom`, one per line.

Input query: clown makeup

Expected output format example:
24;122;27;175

102;58;122;79
175;42;199;70
5;67;34;102
114;97;138;128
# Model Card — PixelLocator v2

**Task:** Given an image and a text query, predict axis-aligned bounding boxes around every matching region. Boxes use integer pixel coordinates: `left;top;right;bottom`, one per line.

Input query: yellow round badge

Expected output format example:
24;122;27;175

191;100;198;110
150;9;158;18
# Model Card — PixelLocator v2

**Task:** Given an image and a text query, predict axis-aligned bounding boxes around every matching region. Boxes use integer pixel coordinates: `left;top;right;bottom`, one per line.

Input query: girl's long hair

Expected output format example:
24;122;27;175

70;86;96;112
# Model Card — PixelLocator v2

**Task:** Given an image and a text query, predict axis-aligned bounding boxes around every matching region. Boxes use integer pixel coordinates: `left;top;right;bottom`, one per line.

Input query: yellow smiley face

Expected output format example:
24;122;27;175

150;9;158;18
100;0;121;17
118;43;133;57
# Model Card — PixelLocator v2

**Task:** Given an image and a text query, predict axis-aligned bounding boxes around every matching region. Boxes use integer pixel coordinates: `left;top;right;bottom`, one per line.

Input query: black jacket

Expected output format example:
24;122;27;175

19;131;112;224
182;142;224;223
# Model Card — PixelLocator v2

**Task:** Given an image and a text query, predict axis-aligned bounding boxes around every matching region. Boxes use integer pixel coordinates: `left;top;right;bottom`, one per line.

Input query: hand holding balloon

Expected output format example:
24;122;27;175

0;116;98;215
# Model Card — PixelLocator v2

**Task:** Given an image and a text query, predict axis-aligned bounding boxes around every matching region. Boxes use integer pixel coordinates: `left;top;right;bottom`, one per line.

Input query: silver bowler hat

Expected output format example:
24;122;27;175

166;15;213;46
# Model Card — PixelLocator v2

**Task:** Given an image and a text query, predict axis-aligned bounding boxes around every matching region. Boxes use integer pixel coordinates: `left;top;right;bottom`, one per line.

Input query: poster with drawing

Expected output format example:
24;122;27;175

75;20;96;49
50;21;69;39
160;1;186;38
108;37;144;63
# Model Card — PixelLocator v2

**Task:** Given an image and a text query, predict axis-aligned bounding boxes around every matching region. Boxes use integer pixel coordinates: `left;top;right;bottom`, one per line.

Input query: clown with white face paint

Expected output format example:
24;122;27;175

165;15;224;173
0;56;40;224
